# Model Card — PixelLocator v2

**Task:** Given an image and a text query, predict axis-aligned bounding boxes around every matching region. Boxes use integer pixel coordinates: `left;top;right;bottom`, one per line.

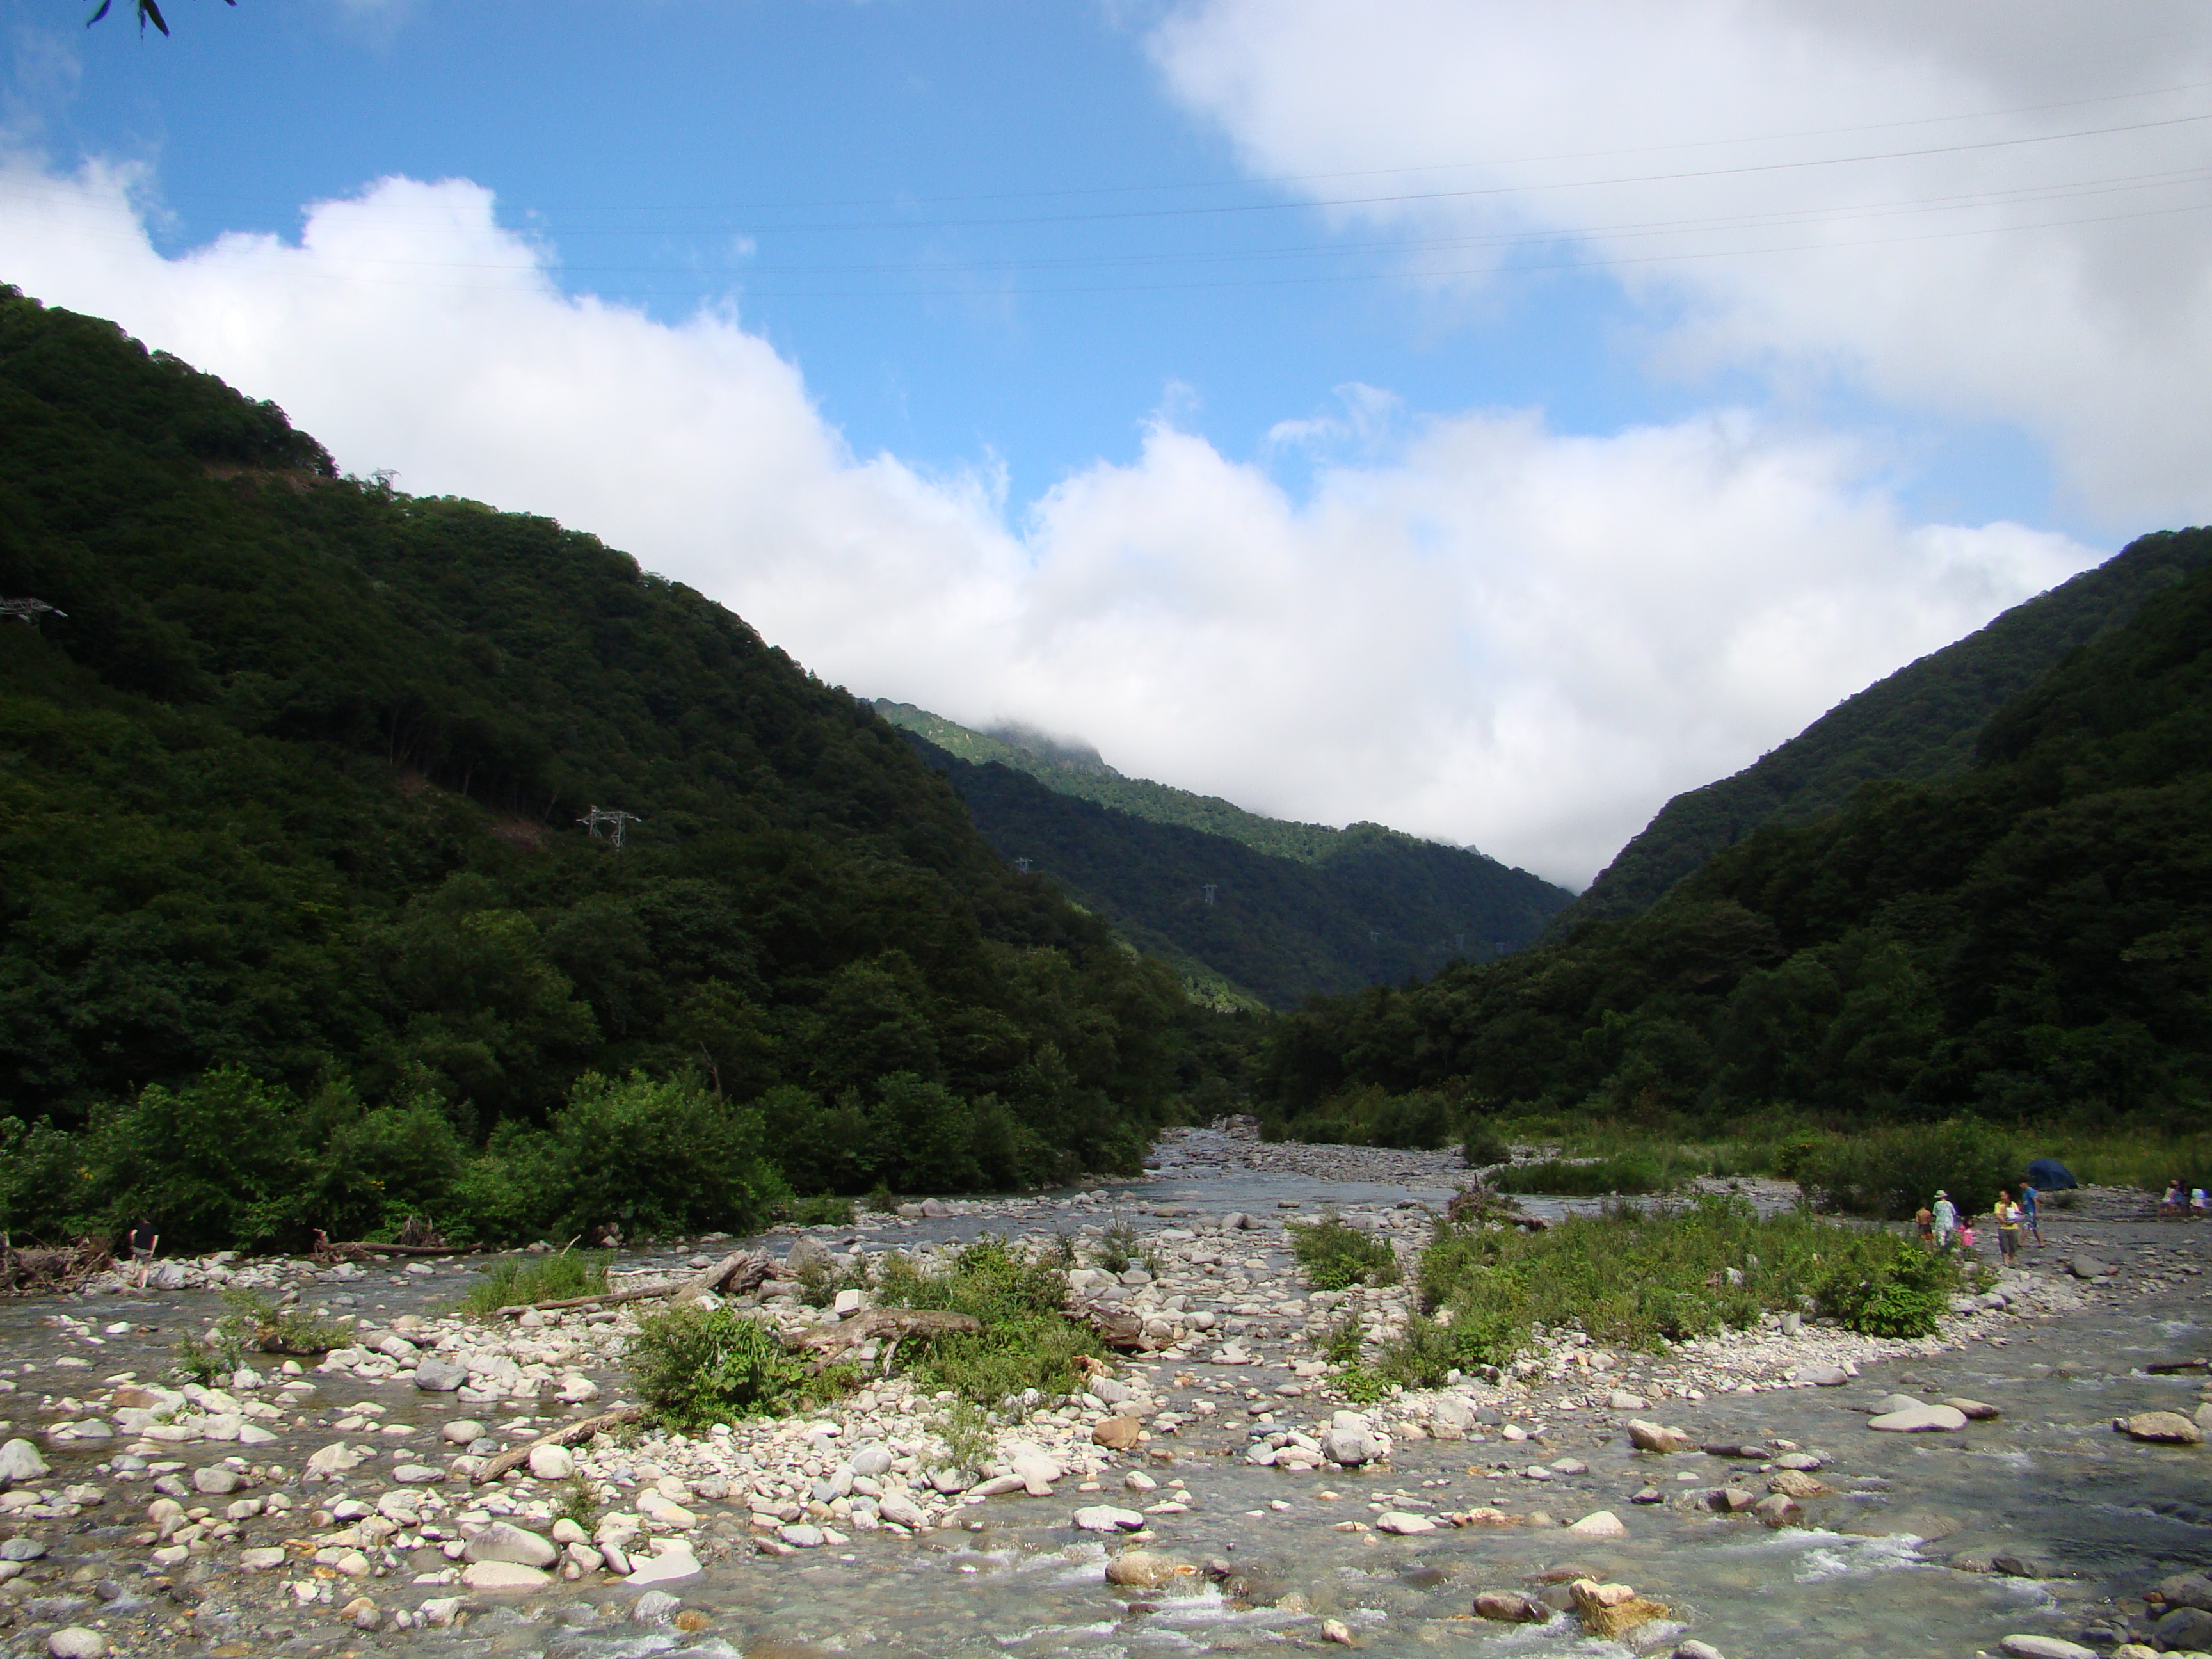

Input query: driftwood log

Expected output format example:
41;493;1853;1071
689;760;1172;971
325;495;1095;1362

472;1406;643;1484
786;1308;981;1371
492;1249;778;1317
0;1238;113;1297
312;1231;484;1263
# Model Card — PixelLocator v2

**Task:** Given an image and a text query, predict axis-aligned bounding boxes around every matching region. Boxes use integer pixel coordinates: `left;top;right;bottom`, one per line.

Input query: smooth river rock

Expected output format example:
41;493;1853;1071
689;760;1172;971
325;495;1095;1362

1869;1404;1969;1432
2117;1411;2203;1444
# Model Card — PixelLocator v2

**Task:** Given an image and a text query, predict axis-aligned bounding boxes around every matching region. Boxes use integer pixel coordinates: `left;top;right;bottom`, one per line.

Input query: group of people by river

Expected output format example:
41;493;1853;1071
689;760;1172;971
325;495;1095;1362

1916;1184;2045;1265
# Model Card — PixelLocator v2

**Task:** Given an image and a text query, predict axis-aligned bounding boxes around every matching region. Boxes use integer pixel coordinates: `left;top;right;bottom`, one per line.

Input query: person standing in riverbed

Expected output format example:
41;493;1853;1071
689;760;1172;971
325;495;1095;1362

1914;1201;1935;1244
2019;1181;2044;1247
1994;1190;2023;1264
1932;1191;1957;1249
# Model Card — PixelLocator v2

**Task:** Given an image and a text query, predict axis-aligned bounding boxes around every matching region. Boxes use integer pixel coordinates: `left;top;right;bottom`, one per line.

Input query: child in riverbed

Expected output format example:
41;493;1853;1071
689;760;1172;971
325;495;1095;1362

1915;1203;1935;1244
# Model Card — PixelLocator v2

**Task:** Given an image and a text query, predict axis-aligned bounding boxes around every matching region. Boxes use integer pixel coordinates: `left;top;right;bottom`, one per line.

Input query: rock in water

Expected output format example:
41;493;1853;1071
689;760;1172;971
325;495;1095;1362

1092;1418;1140;1450
2152;1607;2212;1652
413;1358;467;1392
1571;1579;1666;1639
1868;1404;1968;1432
528;1445;575;1481
631;1590;682;1624
1473;1591;1546;1623
1105;1550;1197;1588
1073;1505;1146;1532
463;1522;557;1568
1673;1644;1726;1659
1626;1419;1692;1453
1868;1393;1927;1415
0;1440;51;1484
1944;1397;2001;1420
1769;1469;1831;1499
1567;1510;1627;1537
1375;1512;1436;1534
461;1561;550;1591
1998;1638;2097;1659
1752;1493;1802;1528
2117;1411;2203;1444
47;1632;108;1659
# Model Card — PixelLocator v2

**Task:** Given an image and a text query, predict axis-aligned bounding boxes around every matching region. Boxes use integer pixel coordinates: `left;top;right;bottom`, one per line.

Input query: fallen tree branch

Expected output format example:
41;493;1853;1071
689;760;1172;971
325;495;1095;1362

0;1238;113;1297
493;1249;778;1318
472;1406;642;1484
787;1308;982;1368
312;1231;484;1262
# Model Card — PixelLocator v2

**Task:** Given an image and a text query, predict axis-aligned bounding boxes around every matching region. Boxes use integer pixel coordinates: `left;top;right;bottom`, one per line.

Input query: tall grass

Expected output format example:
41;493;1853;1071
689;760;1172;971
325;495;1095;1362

458;1251;608;1318
1287;1215;1401;1290
1341;1194;1963;1393
873;1235;1102;1407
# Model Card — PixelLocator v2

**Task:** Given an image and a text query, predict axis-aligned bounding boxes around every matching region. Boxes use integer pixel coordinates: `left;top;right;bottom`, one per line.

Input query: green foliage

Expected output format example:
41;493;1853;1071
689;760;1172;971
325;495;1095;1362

1557;529;2212;932
172;1289;344;1384
928;1398;997;1473
1493;1154;1674;1196
0;285;1209;1238
1288;1215;1401;1291
900;726;1571;1010
872;1235;1100;1405
782;1193;857;1228
1413;1194;1963;1360
1256;540;2212;1134
626;1304;832;1428
1460;1121;1512;1169
1797;1118;2019;1221
458;1251;609;1318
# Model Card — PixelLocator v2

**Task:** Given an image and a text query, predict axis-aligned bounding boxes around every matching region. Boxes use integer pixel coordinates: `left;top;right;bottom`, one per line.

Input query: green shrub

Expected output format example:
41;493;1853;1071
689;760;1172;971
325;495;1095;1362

83;1066;306;1251
1799;1117;2017;1220
1460;1121;1512;1169
459;1252;608;1318
0;1116;94;1241
1288;1215;1401;1291
1413;1192;1962;1359
451;1071;790;1243
172;1290;346;1385
627;1304;831;1428
1495;1154;1671;1196
783;1193;857;1228
872;1235;1100;1406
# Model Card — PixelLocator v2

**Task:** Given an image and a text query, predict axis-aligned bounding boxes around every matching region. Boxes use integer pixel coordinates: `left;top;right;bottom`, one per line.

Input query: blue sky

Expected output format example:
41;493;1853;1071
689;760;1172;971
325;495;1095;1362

6;1;2207;881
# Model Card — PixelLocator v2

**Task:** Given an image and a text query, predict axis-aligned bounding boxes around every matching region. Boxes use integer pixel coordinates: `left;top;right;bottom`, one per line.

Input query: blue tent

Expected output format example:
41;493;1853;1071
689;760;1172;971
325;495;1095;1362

2026;1157;2078;1190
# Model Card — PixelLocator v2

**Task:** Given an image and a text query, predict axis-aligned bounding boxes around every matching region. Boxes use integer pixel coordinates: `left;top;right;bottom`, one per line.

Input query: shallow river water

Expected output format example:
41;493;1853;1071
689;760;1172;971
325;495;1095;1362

1;1144;2206;1659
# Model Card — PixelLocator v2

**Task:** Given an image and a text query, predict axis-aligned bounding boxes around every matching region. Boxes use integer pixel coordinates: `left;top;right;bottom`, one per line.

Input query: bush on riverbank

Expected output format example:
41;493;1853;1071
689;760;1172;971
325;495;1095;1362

1288;1215;1401;1290
873;1235;1102;1406
1494;1153;1676;1196
458;1251;608;1318
1796;1117;2018;1220
1379;1194;1962;1381
627;1304;837;1427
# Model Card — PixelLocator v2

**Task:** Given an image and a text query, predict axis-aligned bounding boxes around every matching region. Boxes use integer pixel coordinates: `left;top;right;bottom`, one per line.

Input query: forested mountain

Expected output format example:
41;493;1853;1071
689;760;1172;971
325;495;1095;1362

875;698;1409;864
1262;531;2212;1127
891;723;1573;1008
1554;532;2212;933
0;285;1218;1230
876;698;1574;1002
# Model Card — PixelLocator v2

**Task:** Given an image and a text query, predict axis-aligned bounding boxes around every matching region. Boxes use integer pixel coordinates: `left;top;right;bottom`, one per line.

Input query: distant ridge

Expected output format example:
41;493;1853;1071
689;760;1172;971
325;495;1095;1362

878;702;1573;1007
1553;529;2212;934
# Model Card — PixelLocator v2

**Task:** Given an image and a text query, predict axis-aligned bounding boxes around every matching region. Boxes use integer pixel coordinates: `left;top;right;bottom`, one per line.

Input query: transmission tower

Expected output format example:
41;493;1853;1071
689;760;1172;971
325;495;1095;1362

0;598;65;627
578;806;643;849
1013;857;1033;873
1202;885;1218;906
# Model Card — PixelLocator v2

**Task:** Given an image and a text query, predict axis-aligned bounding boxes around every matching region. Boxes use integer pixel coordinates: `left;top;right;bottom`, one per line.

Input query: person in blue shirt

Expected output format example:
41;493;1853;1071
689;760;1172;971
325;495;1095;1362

2019;1182;2043;1247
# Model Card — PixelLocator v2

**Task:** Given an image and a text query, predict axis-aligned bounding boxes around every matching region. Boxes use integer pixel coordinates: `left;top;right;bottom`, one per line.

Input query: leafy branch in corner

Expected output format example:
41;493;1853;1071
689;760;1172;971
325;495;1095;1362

88;0;236;37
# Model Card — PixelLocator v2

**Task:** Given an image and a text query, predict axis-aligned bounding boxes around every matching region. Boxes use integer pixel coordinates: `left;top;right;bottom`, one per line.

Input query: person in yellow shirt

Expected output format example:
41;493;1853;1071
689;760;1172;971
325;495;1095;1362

1994;1190;2023;1265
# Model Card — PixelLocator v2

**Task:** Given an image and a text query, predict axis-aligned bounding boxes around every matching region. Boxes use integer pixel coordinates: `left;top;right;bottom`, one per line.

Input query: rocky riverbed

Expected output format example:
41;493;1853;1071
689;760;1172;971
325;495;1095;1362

0;1128;2205;1659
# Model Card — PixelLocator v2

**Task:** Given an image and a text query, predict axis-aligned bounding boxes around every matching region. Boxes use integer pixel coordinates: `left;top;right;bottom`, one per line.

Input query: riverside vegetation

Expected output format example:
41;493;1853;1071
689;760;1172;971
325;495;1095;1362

0;285;1263;1251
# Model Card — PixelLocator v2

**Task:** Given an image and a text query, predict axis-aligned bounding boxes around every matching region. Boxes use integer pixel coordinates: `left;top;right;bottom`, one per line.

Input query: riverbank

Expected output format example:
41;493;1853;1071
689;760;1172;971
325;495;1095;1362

0;1133;2206;1658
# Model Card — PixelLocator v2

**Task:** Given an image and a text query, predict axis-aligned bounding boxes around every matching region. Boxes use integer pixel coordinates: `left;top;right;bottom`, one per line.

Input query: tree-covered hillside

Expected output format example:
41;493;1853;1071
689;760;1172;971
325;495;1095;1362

876;697;1419;865
0;286;1222;1240
1555;532;2212;932
902;737;1573;1009
1262;535;2212;1128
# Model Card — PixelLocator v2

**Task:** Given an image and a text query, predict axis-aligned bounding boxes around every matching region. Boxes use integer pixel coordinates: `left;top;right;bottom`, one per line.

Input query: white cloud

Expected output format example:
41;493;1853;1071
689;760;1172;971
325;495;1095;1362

0;162;2094;885
1147;0;2212;529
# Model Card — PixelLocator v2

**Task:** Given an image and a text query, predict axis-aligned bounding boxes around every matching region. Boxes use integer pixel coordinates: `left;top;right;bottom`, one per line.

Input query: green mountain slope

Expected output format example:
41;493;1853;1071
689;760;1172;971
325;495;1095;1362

0;285;1197;1209
874;698;1372;863
1555;531;2212;932
1260;528;2212;1125
906;737;1573;1009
